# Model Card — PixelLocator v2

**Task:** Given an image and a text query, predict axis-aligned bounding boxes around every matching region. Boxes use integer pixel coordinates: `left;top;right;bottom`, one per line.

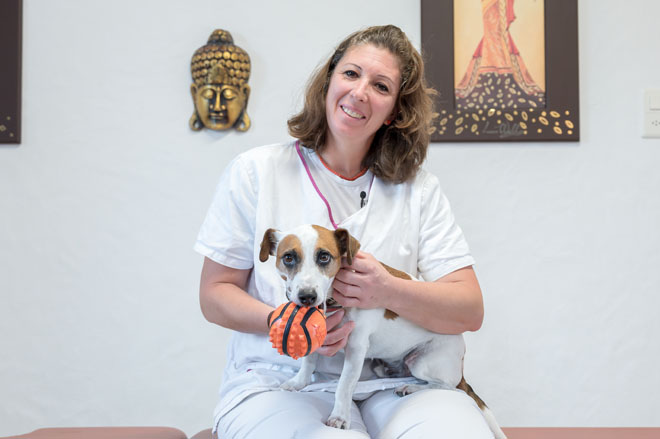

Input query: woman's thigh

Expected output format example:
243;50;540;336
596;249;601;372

360;389;494;439
217;390;369;439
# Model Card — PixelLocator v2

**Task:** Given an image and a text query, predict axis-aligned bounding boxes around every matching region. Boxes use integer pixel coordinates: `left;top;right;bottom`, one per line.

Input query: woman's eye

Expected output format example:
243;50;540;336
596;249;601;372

376;83;389;93
344;70;358;78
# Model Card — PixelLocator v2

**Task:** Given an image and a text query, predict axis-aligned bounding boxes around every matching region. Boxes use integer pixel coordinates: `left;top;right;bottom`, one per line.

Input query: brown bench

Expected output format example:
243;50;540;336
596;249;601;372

1;427;187;439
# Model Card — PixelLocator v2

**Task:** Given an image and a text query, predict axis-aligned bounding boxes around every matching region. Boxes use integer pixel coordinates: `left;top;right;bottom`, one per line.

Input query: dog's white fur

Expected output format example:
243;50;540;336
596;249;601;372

260;225;506;439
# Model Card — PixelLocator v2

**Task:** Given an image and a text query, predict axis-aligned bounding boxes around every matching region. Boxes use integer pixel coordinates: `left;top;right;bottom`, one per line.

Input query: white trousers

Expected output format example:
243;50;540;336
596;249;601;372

217;388;494;439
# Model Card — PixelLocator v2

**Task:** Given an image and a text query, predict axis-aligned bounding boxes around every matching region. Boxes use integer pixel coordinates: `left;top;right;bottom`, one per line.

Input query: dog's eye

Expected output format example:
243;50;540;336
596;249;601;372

317;251;332;265
282;253;297;267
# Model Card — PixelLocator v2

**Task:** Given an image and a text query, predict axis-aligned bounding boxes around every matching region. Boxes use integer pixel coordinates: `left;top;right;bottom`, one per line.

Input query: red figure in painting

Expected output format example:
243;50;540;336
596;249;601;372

455;0;545;111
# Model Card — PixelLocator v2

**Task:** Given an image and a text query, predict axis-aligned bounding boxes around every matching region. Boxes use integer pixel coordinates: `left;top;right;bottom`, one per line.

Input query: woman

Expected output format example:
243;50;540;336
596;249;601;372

196;25;493;438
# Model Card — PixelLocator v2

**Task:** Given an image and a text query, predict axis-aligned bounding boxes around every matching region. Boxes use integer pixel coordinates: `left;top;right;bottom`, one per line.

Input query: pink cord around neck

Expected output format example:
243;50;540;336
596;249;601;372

296;141;339;229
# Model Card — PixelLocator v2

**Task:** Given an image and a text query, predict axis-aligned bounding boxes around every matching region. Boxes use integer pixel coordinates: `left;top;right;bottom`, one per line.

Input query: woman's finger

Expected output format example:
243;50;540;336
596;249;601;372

317;320;355;356
332;287;361;307
325;309;345;330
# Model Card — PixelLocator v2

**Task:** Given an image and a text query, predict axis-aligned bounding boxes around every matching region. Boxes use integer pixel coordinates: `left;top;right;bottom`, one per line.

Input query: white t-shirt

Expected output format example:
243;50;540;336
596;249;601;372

302;149;374;225
194;141;475;429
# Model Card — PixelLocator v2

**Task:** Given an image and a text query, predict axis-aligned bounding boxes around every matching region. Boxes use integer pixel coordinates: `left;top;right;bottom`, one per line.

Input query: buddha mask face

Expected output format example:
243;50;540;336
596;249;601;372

190;30;251;132
191;76;250;131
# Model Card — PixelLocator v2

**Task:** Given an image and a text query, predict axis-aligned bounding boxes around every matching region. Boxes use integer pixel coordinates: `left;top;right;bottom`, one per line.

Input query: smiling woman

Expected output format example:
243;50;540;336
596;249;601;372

196;25;490;439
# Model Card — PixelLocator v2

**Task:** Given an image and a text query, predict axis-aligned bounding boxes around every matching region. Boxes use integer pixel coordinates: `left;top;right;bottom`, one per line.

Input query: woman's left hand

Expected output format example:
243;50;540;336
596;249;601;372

332;251;394;309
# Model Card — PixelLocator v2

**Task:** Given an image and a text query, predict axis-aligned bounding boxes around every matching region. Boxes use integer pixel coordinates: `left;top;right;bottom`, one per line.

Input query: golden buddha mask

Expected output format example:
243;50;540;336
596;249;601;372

190;30;251;132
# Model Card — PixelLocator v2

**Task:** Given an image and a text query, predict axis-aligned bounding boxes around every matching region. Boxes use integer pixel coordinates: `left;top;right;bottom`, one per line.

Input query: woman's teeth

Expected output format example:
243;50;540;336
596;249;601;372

341;106;364;119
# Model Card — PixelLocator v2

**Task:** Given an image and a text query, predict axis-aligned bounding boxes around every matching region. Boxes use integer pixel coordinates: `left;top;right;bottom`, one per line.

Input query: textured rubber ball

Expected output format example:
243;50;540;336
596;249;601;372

267;302;327;359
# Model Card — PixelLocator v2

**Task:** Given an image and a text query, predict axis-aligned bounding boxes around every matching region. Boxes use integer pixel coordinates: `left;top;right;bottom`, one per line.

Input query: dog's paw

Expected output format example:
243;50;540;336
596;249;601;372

394;384;423;396
280;378;307;391
326;416;349;429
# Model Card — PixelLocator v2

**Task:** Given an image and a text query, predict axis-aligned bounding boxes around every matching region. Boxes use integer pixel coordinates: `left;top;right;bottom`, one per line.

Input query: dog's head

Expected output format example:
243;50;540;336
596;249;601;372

259;225;360;307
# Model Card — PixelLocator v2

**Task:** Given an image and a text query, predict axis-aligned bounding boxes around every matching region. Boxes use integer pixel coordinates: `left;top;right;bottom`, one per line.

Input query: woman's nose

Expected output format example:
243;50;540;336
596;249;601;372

351;79;369;102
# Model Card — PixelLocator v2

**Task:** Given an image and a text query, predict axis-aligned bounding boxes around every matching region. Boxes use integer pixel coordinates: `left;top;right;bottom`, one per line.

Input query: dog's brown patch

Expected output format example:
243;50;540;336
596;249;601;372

333;228;361;265
312;225;341;257
312;225;343;276
384;309;398;320
457;376;487;410
381;263;412;280
276;234;303;275
259;228;278;262
380;264;410;320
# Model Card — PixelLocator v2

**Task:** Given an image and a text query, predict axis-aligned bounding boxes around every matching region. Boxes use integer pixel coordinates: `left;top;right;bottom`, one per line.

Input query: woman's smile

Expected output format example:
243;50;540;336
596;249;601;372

340;104;365;119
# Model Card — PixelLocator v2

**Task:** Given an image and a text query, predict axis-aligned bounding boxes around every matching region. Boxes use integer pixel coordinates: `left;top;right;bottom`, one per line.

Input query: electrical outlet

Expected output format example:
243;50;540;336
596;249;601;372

643;89;660;138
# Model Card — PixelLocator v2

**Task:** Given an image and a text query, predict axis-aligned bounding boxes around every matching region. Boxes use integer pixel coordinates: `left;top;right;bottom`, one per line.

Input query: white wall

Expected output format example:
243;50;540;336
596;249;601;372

1;0;659;436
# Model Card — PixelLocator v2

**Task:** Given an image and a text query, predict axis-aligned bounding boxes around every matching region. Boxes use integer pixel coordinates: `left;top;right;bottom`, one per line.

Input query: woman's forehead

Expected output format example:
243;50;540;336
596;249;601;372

339;44;401;82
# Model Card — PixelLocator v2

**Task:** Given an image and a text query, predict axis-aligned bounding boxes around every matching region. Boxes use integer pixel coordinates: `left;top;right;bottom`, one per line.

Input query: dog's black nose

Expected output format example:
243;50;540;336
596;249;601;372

298;289;317;306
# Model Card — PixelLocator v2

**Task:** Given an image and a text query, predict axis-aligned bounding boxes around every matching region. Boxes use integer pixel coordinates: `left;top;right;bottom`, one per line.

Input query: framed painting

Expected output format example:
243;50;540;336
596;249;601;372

0;0;22;144
421;0;579;142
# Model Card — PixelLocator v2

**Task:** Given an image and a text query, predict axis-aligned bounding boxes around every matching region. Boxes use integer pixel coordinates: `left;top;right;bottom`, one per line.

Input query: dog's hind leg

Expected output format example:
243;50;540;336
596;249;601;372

394;337;465;396
396;338;508;439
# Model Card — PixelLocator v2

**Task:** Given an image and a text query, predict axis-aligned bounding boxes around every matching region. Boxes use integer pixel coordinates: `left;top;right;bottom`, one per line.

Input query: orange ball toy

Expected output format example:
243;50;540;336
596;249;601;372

267;302;327;360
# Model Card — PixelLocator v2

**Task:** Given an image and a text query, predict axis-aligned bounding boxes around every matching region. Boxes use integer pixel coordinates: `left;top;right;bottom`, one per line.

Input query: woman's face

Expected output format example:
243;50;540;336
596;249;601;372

325;44;401;148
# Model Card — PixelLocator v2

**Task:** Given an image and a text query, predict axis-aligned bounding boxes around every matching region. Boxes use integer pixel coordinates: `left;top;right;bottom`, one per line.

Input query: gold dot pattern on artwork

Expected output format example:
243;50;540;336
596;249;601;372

0;125;6;132
439;100;576;137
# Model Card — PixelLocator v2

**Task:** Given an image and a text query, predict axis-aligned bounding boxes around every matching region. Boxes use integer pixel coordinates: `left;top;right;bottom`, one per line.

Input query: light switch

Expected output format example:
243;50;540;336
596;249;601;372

650;94;660;111
643;89;660;138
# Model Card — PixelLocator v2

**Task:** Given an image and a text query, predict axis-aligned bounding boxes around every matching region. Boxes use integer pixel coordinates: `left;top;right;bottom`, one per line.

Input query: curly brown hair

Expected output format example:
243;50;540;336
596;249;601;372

287;25;436;184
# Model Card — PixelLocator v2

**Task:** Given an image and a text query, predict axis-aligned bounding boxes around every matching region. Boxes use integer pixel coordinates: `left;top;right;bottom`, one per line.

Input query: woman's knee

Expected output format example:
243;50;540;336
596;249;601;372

361;389;494;439
218;390;369;439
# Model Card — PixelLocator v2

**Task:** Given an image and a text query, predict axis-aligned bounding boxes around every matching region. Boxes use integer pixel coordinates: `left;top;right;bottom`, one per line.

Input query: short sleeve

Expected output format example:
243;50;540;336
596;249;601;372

417;173;475;281
194;155;257;269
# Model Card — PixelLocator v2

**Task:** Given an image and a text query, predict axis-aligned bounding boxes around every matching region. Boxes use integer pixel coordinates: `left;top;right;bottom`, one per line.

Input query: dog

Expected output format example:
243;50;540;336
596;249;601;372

259;224;506;438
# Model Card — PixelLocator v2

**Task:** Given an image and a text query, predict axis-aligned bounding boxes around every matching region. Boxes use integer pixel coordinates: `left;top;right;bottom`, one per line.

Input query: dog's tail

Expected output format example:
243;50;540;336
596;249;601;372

457;377;507;439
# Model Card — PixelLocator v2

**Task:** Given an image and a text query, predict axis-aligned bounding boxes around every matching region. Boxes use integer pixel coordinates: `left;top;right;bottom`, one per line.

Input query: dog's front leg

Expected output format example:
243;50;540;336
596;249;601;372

327;333;369;429
281;353;318;391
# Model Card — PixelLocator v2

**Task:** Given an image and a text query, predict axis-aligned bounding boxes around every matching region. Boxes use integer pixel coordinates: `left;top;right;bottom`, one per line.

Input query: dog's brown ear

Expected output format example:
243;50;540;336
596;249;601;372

259;228;279;262
334;228;361;265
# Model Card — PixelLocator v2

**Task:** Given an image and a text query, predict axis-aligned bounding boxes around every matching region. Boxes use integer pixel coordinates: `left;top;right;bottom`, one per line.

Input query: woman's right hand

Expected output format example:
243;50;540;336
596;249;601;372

315;309;354;357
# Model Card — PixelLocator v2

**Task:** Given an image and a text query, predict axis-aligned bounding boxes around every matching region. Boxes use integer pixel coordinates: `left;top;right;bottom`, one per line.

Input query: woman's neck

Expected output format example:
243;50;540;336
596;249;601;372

322;134;372;179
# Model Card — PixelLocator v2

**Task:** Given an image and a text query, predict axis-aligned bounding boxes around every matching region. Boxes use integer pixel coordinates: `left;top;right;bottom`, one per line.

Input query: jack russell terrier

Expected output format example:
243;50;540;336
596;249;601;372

259;224;506;439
